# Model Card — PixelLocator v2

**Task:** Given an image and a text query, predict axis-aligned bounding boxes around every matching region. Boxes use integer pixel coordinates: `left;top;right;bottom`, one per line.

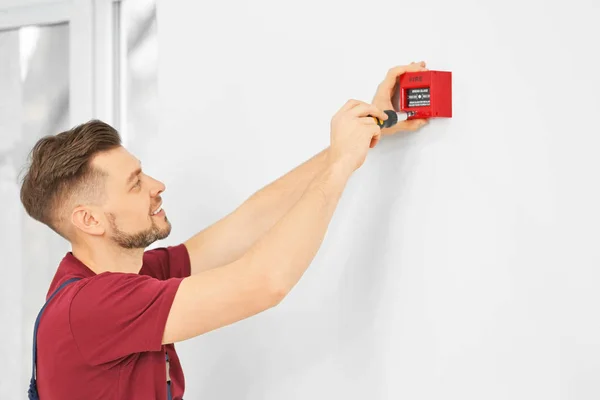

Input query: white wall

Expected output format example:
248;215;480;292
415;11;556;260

152;1;600;399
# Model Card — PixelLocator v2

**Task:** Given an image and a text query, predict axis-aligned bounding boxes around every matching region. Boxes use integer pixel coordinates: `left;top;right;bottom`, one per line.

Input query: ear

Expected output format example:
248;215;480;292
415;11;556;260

71;206;105;236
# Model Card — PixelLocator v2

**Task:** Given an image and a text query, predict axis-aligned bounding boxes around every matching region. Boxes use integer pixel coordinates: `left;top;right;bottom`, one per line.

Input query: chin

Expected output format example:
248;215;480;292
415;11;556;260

158;222;172;239
154;217;172;239
111;218;172;250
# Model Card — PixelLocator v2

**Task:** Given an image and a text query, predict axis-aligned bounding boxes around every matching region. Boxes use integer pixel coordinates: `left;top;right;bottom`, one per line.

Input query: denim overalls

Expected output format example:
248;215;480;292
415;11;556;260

28;278;176;400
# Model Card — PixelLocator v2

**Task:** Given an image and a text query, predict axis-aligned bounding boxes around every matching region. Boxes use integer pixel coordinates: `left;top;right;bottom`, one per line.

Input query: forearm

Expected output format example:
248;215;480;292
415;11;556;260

166;158;354;343
239;146;330;230
243;158;353;293
185;147;331;272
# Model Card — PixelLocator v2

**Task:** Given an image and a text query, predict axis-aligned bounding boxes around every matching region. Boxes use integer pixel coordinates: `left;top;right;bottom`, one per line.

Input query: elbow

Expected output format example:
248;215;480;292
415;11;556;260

243;252;290;308
269;282;289;307
264;272;290;307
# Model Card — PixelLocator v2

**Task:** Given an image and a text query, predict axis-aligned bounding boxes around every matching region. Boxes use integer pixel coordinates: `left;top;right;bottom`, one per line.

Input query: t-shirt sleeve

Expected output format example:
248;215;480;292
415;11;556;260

69;272;183;366
142;243;191;280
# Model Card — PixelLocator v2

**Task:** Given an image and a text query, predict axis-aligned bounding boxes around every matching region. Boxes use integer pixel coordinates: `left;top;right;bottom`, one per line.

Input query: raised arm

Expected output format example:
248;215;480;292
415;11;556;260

162;99;386;344
183;147;330;274
182;62;430;275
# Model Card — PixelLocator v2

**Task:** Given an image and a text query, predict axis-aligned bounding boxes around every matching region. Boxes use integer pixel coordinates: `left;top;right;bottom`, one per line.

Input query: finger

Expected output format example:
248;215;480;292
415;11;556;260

350;103;387;120
363;116;385;128
374;130;381;142
398;119;428;131
383;62;427;87
389;61;427;76
339;99;363;113
410;61;427;67
361;116;378;125
370;135;380;148
370;125;381;139
371;126;381;147
378;61;428;96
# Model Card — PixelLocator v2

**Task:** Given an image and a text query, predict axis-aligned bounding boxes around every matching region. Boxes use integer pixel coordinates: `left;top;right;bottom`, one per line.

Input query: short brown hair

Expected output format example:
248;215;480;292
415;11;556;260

19;120;122;239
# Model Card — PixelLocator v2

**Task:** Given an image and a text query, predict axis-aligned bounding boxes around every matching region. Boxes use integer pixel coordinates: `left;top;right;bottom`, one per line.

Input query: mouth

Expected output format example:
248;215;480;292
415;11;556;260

150;202;163;216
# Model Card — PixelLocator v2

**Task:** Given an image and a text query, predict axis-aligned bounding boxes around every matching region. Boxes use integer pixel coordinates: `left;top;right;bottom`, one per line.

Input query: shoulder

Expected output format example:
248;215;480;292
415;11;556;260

141;243;191;279
68;271;184;331
71;271;176;304
66;272;185;364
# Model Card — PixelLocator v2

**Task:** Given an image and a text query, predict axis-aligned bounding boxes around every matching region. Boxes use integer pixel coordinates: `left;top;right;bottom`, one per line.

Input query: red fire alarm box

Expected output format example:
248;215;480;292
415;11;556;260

397;70;452;120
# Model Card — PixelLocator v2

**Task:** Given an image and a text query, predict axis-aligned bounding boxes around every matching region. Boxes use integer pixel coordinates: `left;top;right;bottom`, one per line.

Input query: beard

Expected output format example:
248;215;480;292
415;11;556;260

107;212;172;249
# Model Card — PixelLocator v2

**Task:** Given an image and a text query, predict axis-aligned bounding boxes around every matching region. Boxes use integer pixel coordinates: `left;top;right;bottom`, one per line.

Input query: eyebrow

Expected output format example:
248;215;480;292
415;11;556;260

126;167;142;185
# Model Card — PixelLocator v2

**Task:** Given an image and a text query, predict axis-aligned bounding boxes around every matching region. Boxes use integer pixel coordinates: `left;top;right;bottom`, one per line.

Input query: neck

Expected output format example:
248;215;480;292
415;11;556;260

71;239;145;275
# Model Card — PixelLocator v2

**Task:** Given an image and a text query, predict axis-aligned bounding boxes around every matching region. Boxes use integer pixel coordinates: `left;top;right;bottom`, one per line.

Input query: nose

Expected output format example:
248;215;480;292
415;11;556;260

149;177;166;197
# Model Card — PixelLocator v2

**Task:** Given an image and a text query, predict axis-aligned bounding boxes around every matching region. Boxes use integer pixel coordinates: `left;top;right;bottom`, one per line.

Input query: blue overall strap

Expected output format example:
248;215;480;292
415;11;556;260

166;352;173;400
165;352;182;400
28;277;81;400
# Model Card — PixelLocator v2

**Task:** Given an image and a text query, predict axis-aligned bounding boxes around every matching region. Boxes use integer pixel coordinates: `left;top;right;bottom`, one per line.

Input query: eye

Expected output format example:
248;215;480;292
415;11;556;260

134;179;142;188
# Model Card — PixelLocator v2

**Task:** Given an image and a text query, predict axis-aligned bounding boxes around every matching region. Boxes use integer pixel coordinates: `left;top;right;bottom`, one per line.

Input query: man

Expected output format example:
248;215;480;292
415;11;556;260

20;62;428;399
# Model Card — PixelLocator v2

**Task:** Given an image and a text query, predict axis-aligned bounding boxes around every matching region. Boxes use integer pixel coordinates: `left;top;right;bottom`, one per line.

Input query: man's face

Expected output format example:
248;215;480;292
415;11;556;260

92;146;171;249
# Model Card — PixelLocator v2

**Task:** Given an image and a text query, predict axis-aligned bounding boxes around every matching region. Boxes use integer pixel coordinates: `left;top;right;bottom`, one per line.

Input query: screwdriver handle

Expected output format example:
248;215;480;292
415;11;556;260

371;110;408;128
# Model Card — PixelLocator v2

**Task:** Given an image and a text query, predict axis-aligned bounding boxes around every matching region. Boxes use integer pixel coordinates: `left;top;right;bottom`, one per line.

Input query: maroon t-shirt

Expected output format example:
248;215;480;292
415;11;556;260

35;243;191;400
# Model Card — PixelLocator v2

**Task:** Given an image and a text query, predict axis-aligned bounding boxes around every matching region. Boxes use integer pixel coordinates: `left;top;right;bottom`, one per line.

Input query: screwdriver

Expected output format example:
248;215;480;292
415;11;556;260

371;110;409;128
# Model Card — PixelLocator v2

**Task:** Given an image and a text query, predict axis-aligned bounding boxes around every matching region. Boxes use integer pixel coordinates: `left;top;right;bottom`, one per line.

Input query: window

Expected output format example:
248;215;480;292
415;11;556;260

0;1;158;396
0;19;72;398
119;0;159;152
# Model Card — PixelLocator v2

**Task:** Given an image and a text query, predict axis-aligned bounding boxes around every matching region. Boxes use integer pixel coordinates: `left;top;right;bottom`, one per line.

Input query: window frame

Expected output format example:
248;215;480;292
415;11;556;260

0;0;124;139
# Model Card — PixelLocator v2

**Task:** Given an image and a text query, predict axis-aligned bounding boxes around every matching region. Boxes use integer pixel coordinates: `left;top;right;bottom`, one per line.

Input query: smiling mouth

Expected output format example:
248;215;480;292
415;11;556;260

151;203;163;216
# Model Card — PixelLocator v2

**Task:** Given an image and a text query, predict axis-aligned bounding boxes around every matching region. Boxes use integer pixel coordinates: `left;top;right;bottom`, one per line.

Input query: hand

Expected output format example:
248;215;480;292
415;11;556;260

369;61;430;148
329;99;387;173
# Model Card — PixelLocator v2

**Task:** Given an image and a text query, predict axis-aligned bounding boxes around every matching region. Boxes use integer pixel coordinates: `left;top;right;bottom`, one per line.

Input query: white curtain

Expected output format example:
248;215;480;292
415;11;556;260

152;1;600;399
